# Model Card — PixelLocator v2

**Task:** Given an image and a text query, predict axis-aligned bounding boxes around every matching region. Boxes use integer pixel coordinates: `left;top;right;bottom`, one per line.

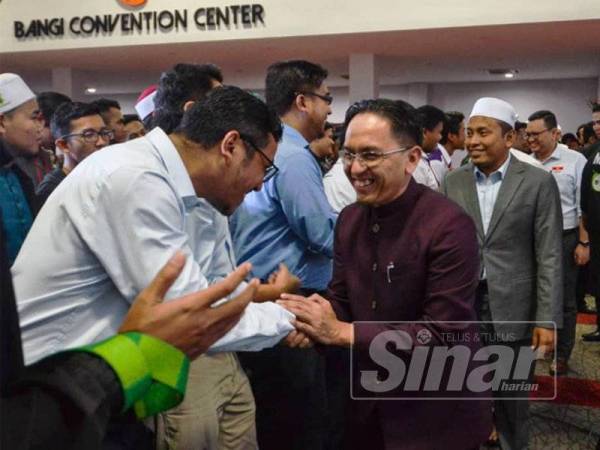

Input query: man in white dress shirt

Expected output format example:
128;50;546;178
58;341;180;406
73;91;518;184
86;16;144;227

13;86;299;449
527;109;589;376
412;104;446;190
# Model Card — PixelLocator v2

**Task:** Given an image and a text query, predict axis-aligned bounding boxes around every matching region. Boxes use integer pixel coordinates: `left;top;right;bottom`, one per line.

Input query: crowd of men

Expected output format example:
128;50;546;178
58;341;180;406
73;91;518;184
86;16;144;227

1;61;599;450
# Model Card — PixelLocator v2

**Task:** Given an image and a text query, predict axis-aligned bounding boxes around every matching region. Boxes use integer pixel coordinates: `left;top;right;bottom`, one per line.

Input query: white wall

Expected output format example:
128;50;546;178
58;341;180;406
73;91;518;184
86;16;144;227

428;78;598;134
328;78;598;132
22;71;597;131
3;0;600;53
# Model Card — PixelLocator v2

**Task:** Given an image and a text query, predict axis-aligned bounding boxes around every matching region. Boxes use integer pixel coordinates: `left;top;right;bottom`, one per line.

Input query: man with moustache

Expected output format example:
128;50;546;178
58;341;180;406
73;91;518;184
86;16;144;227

443;97;563;450
0;73;43;264
277;98;492;450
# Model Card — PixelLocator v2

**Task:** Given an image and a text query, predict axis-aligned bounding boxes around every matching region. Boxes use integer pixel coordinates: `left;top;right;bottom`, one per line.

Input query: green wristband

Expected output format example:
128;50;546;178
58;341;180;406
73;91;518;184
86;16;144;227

73;333;189;419
77;334;152;412
124;332;190;418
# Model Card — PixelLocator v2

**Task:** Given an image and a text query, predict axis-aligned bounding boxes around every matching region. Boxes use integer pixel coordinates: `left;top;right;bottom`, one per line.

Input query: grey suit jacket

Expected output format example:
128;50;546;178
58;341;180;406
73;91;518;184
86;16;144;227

442;156;563;340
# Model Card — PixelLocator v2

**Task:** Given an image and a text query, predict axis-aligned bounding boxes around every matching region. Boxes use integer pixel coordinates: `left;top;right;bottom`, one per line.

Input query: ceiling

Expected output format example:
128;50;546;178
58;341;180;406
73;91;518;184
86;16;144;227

1;19;599;93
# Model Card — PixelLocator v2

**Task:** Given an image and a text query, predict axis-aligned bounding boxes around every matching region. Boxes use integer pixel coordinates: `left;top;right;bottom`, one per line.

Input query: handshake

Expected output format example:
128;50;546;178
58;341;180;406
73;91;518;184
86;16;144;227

119;253;351;361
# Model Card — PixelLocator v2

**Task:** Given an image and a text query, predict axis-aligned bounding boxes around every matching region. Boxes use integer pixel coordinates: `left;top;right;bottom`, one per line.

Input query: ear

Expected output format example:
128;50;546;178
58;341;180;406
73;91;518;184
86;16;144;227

218;130;241;165
183;100;195;112
405;146;422;175
55;138;70;154
504;129;515;149
294;93;309;113
0;113;7;135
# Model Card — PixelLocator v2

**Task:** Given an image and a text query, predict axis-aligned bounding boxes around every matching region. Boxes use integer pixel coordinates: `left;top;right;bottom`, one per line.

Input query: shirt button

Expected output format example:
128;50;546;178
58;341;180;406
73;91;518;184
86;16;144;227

372;263;377;271
372;223;380;233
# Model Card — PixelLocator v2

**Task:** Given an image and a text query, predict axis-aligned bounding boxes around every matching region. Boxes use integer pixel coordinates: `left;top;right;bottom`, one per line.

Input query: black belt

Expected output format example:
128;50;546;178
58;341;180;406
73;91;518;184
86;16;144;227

563;228;577;236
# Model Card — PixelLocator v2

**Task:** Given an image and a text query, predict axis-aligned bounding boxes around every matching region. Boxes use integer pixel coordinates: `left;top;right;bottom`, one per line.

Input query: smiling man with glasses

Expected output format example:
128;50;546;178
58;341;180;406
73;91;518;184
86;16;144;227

277;98;493;449
527;109;589;376
36;102;111;203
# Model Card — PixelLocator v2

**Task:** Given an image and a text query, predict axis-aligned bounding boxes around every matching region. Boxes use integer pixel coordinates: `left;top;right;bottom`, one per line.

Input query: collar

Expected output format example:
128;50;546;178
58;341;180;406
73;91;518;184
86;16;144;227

371;177;422;220
282;124;309;148
439;145;452;164
146;128;197;206
540;144;562;163
474;153;511;182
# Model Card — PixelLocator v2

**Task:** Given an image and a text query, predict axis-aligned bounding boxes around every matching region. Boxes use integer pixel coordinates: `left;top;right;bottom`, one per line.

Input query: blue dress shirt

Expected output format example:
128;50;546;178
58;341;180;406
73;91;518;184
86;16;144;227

474;154;512;235
230;125;338;291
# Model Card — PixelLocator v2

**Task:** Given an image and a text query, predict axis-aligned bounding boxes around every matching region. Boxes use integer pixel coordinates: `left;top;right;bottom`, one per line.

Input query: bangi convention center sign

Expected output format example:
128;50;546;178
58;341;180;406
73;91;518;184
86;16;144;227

14;4;265;39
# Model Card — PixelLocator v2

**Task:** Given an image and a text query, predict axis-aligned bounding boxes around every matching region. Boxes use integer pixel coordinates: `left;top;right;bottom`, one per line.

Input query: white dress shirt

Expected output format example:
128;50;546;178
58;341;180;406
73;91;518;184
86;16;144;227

13;128;293;364
412;152;440;190
536;143;587;230
510;148;544;169
323;159;356;213
429;144;451;184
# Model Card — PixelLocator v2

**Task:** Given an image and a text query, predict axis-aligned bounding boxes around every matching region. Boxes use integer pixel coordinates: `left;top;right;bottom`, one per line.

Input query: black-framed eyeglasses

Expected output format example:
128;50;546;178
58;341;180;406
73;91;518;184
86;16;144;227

525;129;551;140
61;129;114;144
295;91;333;105
240;135;279;182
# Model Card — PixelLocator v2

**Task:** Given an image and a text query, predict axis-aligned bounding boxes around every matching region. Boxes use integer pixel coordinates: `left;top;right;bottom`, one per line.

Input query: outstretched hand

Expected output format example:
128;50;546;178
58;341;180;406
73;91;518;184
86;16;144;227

119;252;258;359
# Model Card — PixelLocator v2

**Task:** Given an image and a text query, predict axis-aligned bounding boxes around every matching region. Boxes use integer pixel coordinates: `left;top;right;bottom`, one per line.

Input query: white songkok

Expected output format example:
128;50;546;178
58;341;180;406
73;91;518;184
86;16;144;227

469;97;518;128
0;73;36;114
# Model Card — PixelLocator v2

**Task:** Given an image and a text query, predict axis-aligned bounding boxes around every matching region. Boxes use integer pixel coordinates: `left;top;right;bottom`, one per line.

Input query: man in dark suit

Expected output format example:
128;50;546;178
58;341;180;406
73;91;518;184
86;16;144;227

442;97;563;450
278;99;492;449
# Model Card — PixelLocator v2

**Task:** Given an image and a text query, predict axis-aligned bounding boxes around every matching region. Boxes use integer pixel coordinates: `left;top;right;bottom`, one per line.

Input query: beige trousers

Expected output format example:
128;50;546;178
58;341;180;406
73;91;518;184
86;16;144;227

156;352;257;450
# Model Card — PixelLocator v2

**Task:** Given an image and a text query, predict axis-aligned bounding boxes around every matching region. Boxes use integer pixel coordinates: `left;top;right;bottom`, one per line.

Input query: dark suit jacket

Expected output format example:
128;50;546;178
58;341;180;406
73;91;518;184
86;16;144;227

327;179;492;450
443;155;563;340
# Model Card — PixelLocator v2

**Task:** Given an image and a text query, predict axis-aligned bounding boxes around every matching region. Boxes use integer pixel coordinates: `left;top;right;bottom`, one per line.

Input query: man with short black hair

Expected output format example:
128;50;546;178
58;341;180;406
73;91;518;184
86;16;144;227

513;120;530;153
527;109;589;375
123;113;146;140
412;104;446;189
36;102;112;203
440;110;466;170
230;59;337;450
581;102;600;342
37;91;71;153
91;98;126;144
14;86;297;450
153;63;223;135
278;98;493;449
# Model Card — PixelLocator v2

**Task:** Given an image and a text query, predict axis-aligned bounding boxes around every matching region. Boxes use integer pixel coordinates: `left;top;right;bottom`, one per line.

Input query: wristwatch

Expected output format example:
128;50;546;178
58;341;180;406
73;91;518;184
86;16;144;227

578;241;590;247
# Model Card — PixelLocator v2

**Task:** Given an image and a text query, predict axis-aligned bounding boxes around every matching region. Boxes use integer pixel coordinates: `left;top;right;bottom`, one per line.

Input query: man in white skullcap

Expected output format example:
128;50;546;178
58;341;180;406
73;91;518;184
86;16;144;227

0;73;43;264
443;97;563;450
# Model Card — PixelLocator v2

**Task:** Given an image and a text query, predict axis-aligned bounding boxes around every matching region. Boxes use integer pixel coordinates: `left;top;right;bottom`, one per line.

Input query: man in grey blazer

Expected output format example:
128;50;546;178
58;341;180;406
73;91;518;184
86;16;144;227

442;97;563;450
